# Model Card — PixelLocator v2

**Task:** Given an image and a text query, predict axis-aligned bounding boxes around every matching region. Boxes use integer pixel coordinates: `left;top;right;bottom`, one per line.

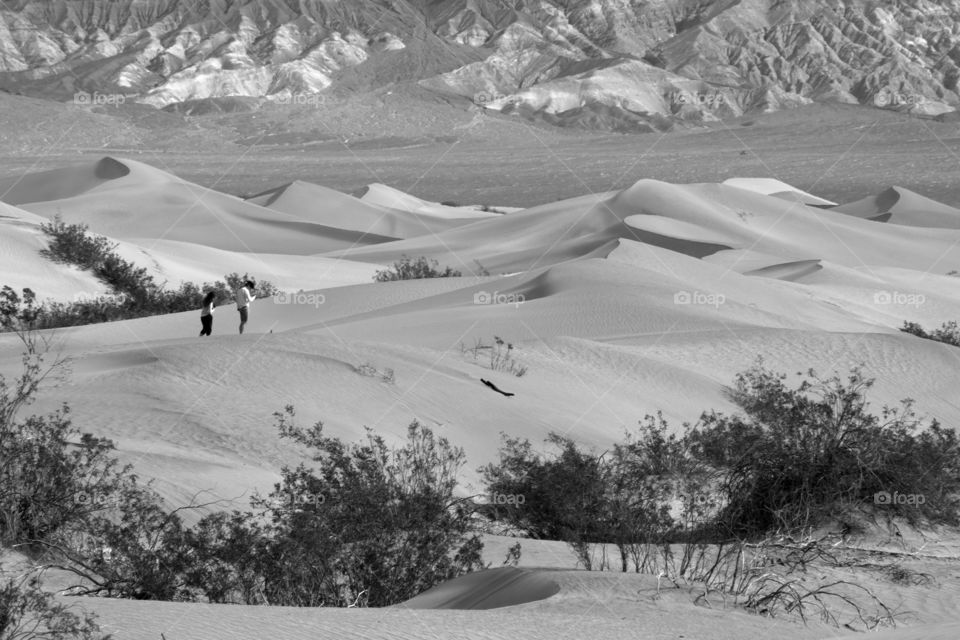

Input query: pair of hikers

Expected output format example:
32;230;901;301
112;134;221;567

198;280;256;336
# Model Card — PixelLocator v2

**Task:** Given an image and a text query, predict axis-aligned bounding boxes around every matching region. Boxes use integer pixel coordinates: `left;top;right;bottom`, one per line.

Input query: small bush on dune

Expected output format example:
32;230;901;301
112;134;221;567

0;295;132;549
39;218;114;272
222;273;278;301
900;320;960;347
480;361;960;628
176;410;485;607
0;576;108;640
373;255;461;282
1;309;483;608
256;410;484;606
1;219;279;330
687;361;960;537
480;433;615;569
461;336;528;377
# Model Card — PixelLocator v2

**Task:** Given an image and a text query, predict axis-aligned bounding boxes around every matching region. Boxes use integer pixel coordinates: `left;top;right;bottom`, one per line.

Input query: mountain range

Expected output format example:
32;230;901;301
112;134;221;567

1;0;960;131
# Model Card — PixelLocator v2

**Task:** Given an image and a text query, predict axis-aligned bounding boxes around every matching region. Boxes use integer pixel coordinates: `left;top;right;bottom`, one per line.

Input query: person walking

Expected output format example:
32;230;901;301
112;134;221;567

199;290;215;336
236;280;256;334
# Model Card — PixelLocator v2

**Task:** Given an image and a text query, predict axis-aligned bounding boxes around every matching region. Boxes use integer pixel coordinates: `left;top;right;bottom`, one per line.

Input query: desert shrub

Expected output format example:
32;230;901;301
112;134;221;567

0;296;136;548
177;511;270;605
0;309;196;601
481;433;616;568
181;410;485;606
258;409;484;606
0;576;108;640
14;220;278;329
684;361;960;537
461;336;528;377
39;217;114;272
900;320;960;347
373;255;461;282
355;363;395;384
481;417;687;572
606;412;702;571
222;273;278;300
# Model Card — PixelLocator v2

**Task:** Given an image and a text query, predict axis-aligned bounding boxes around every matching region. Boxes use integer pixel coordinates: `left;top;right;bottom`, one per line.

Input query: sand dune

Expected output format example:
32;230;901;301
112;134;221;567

0;200;104;299
3;160;960;638
5;237;960;509
722;177;838;206
246;180;486;238
62;567;832;640
324;179;960;275
12;157;398;254
829;623;960;640
355;183;508;218
397;566;560;609
833;186;960;228
0;156;130;205
108;237;377;293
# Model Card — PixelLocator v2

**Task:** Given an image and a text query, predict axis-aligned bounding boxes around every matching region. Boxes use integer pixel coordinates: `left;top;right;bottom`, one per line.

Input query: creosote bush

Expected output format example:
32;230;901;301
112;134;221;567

2;294;957;629
1;305;484;609
900;320;960;347
479;360;960;628
461;336;528;377
688;362;960;536
0;218;278;330
0;576;109;640
373;255;461;281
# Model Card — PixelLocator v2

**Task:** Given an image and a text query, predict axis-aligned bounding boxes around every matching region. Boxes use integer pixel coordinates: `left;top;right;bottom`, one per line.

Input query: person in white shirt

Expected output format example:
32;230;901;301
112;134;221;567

199;290;215;336
235;280;256;334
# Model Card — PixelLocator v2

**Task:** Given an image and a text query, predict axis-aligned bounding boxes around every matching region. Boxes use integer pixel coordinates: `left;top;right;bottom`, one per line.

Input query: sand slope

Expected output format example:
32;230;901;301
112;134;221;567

397;566;560;610
0;200;105;299
245;180;486;238
63;567;830;640
356;183;509;218
0;157;130;205
832;186;960;228
13;158;396;254
723;177;838;206
324;180;960;276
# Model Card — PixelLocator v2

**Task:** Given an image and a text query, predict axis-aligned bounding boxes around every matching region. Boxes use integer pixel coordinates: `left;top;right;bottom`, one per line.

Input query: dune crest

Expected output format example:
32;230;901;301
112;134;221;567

833;186;960;228
0;156;130;205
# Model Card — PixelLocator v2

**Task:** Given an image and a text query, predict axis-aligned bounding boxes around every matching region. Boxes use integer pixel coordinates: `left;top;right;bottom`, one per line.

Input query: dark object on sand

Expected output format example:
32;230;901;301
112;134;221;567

481;378;514;397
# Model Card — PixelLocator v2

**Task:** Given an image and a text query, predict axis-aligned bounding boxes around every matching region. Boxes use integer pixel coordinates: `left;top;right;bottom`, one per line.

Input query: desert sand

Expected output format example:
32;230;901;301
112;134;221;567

2;155;960;639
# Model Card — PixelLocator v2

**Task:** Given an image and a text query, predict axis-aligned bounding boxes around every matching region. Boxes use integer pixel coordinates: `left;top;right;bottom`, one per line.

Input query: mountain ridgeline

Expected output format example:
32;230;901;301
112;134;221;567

1;0;959;131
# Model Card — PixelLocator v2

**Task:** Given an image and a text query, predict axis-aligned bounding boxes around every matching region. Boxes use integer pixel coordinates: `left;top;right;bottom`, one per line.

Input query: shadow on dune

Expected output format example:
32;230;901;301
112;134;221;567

395;567;560;610
0;156;130;205
624;226;733;258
